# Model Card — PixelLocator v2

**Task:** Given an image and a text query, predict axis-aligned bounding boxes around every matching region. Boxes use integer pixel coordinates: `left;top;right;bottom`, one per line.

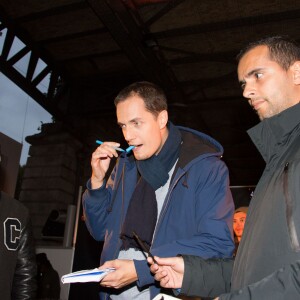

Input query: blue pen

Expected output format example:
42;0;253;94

96;140;135;153
125;145;135;153
96;140;124;152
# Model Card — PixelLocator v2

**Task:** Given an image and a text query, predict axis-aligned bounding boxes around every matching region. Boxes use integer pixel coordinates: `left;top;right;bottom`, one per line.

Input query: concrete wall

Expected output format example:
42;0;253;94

19;123;82;244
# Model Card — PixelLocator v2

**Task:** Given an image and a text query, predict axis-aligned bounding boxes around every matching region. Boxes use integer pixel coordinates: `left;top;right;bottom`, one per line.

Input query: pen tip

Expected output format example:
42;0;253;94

126;145;135;152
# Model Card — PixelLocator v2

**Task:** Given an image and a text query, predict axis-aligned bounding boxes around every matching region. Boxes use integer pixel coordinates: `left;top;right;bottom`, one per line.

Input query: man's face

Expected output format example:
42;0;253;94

238;45;299;120
233;212;247;239
116;95;168;160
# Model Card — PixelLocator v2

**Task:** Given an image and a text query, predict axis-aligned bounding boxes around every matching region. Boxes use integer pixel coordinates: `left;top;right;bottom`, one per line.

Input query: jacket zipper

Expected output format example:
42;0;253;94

107;163;126;213
151;170;186;247
283;162;300;251
104;164;126;300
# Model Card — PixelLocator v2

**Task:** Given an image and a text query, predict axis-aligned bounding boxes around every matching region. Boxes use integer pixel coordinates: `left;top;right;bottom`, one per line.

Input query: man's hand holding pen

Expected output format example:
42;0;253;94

147;256;185;289
91;140;135;189
91;141;121;189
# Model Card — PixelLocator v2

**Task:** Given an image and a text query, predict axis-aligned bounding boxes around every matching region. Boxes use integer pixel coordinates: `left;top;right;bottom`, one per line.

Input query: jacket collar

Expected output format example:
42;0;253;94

247;102;300;163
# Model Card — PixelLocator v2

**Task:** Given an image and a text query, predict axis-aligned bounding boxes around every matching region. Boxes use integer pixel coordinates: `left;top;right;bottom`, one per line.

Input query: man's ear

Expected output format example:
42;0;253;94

158;110;168;129
291;61;300;84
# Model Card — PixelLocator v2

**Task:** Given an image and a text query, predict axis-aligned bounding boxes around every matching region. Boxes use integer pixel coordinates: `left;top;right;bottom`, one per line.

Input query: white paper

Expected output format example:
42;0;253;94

61;267;115;284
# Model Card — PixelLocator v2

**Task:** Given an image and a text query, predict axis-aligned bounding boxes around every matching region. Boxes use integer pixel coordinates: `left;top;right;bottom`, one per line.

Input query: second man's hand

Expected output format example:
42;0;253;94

147;256;185;289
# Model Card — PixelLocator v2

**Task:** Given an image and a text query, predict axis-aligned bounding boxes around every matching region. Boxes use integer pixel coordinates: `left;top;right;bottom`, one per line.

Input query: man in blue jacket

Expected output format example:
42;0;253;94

82;81;234;299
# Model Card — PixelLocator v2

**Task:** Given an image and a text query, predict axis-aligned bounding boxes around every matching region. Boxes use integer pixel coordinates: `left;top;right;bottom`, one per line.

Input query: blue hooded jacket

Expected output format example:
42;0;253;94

83;126;234;299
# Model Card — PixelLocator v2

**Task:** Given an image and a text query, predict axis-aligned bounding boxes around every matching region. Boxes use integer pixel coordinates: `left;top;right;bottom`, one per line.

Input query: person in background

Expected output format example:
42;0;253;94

36;252;60;300
149;35;300;299
0;147;37;300
233;207;248;256
82;81;234;299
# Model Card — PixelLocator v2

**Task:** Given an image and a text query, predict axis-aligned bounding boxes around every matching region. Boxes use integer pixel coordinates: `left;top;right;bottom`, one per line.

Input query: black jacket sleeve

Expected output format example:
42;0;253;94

219;260;300;300
12;217;37;300
180;255;233;298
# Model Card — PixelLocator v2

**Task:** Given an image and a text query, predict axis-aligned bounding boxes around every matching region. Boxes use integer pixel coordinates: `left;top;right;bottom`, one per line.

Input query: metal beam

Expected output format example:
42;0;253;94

0;53;59;117
145;0;185;27
86;0;186;103
153;8;300;39
0;9;66;119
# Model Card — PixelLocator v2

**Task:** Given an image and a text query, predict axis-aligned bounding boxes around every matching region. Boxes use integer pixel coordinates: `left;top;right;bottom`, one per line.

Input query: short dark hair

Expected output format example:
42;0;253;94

114;81;168;117
237;36;300;70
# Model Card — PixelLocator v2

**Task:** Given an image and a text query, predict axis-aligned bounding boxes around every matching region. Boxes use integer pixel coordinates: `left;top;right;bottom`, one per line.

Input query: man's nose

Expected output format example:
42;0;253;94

243;83;256;99
123;127;134;142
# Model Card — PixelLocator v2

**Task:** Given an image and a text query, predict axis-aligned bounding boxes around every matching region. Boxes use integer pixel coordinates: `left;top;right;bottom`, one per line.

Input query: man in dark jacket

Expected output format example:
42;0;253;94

0;191;37;299
149;36;300;299
82;81;234;299
36;252;60;300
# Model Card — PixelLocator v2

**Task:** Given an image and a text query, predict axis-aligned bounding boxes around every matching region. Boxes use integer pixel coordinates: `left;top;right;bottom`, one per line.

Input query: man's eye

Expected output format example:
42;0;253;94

255;73;262;79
